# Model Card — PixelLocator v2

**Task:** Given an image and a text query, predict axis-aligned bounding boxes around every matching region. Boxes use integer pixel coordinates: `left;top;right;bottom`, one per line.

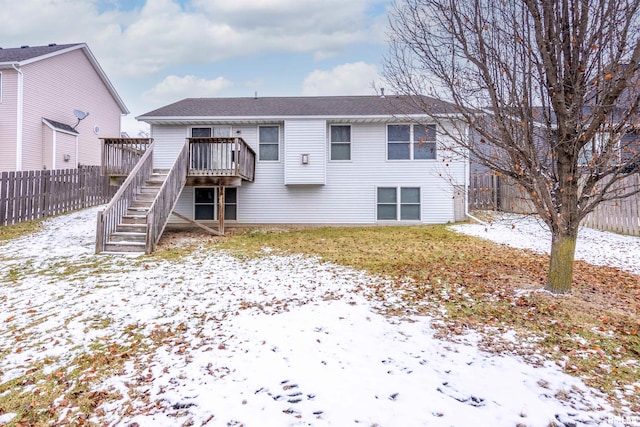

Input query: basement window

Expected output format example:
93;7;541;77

194;187;237;221
376;187;421;221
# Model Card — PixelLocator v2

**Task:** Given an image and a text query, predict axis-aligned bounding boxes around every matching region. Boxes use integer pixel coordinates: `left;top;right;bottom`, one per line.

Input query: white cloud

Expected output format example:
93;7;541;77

142;74;233;105
0;0;388;78
302;62;382;96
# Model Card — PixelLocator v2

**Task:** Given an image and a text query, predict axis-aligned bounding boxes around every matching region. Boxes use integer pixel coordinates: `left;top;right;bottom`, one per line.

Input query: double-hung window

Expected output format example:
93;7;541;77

413;124;437;159
377;187;421;221
387;124;436;160
259;125;279;161
330;125;351;161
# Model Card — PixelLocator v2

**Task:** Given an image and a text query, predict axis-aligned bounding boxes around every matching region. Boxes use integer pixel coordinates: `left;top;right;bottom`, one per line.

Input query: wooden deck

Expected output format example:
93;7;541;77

96;137;256;254
101;137;256;185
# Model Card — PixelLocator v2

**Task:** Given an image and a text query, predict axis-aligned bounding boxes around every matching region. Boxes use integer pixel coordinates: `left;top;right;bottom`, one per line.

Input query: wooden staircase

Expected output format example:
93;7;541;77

96;140;190;255
97;136;255;255
102;171;167;253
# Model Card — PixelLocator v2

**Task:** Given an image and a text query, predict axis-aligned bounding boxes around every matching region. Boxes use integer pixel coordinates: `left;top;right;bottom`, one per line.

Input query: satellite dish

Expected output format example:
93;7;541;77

72;109;89;129
74;109;89;120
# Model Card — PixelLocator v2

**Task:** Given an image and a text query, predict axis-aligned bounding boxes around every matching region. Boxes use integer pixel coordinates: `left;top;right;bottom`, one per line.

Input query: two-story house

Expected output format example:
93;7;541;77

0;43;129;171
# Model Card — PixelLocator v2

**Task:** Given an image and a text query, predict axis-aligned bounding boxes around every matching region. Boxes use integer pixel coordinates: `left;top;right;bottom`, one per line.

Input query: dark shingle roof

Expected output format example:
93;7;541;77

0;43;82;63
138;95;458;119
43;118;79;134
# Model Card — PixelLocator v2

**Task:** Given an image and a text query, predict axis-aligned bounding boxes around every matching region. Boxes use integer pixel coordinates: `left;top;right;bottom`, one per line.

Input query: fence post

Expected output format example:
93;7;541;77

0;171;8;226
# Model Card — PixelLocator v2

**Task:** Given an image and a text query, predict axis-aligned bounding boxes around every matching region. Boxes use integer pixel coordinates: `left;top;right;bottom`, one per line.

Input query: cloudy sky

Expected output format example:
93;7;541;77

1;0;391;135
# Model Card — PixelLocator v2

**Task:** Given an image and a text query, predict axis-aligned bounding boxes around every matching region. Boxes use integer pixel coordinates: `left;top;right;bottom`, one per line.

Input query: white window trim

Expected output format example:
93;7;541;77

386;123;437;161
190;126;233;137
376;186;422;222
258;124;280;162
329;124;352;162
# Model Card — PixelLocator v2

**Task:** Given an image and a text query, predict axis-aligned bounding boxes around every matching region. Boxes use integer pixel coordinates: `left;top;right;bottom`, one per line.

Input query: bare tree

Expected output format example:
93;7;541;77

384;0;640;293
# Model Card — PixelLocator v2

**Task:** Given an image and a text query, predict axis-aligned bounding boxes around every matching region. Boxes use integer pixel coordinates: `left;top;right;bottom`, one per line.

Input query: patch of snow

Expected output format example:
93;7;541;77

0;206;636;425
450;215;640;275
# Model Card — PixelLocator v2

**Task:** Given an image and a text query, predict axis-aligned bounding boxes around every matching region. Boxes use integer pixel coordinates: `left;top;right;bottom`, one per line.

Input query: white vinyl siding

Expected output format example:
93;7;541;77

152;126;189;168
160;121;465;225
284;119;326;185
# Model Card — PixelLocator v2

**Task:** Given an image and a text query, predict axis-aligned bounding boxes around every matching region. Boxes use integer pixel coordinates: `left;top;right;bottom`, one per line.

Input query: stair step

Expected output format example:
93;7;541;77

116;223;147;233
145;179;165;186
131;200;153;208
104;241;146;253
135;193;157;201
109;231;146;243
127;206;149;213
121;215;147;225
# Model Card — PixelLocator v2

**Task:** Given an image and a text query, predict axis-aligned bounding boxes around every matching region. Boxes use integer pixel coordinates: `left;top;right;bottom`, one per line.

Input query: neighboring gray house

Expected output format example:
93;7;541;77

0;43;128;171
97;95;469;253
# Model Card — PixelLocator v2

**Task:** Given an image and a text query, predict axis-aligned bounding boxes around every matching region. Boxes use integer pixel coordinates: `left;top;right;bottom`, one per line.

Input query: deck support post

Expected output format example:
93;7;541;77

218;185;225;235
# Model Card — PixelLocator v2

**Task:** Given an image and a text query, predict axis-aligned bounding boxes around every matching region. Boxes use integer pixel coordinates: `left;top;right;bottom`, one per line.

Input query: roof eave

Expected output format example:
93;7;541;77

136;113;461;124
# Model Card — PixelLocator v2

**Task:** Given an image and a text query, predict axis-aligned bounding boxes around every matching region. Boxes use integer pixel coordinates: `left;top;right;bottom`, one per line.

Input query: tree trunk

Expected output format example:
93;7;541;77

546;230;578;294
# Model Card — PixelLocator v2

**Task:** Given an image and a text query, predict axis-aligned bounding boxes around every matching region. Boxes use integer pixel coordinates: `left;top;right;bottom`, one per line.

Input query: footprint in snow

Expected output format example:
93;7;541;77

436;382;485;407
255;380;323;418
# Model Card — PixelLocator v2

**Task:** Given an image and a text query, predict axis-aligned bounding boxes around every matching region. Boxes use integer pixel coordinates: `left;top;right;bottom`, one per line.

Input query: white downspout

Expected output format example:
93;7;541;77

12;64;23;170
52;131;57;170
464;125;488;225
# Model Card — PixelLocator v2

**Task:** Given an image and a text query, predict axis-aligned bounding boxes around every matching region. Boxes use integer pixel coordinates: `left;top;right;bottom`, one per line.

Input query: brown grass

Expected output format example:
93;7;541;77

213;224;640;413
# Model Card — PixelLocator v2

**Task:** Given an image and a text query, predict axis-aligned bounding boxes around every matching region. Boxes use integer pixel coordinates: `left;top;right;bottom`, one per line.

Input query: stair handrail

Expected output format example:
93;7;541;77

145;140;190;253
95;141;156;253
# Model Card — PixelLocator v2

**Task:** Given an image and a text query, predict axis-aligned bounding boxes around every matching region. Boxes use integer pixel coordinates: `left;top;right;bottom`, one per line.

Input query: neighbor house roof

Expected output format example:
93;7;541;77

137;95;459;123
42;118;79;135
0;43;129;115
0;43;80;63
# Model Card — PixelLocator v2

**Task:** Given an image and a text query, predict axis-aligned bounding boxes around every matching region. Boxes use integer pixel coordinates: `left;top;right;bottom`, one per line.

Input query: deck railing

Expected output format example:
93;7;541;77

101;138;153;176
145;141;190;253
188;137;256;182
95;141;155;253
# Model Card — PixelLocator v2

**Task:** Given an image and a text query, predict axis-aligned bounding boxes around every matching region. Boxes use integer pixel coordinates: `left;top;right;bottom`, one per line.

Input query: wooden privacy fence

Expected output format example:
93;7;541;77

468;173;536;213
0;166;113;226
582;174;640;236
469;172;640;236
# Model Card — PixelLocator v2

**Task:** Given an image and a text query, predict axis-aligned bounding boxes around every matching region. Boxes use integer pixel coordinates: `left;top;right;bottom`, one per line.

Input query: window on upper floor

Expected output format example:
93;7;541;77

377;187;421;221
330;125;351;161
258;126;280;160
387;124;437;160
259;125;279;161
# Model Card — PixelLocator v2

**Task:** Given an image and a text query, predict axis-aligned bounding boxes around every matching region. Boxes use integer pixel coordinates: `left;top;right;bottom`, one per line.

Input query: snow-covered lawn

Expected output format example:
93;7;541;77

451;214;640;276
0;206;638;426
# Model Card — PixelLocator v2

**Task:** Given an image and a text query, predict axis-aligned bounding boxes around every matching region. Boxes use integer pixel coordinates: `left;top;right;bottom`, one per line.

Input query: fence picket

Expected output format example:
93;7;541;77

469;172;640;237
0;166;113;226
